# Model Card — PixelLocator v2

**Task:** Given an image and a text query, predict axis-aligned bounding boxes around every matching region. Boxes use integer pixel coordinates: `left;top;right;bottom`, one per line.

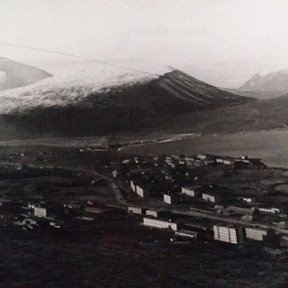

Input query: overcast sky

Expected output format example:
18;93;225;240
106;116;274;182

1;0;288;87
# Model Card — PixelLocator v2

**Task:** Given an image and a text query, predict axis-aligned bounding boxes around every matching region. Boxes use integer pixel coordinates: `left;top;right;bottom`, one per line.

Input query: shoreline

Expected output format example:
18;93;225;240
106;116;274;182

0;125;287;148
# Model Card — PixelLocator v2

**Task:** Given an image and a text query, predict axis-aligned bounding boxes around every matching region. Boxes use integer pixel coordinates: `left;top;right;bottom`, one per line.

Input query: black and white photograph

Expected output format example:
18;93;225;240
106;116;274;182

1;0;288;287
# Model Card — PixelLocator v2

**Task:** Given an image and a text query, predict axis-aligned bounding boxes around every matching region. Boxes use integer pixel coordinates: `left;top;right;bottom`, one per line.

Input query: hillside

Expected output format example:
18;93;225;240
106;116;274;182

3;74;288;140
0;69;253;139
0;57;52;91
225;88;282;100
159;94;288;135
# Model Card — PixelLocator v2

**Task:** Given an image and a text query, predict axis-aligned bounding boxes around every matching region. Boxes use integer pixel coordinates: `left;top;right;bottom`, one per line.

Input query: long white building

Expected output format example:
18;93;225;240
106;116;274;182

213;224;244;244
143;217;178;231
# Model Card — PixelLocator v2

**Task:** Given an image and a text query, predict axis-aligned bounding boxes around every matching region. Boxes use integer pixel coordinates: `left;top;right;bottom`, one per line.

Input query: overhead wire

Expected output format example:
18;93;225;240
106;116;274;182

0;41;162;77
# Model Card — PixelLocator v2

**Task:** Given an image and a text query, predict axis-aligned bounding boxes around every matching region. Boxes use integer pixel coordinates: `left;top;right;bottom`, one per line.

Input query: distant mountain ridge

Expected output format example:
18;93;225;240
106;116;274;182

239;69;288;98
0;57;52;92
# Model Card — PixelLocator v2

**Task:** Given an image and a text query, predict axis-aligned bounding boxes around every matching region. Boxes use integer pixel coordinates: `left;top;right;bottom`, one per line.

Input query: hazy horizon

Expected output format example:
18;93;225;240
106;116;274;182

1;0;288;88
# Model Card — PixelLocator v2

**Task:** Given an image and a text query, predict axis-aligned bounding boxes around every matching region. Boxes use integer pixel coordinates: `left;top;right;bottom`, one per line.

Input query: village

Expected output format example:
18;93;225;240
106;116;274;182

0;146;288;255
116;152;288;250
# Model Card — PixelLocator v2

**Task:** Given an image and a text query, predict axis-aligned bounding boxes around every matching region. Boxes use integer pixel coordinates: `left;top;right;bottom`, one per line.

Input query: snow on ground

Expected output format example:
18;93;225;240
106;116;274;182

0;60;170;113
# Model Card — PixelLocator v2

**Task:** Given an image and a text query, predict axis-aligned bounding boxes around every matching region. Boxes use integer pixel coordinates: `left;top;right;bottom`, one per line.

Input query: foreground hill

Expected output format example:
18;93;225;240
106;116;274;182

0;57;52;91
0;69;252;139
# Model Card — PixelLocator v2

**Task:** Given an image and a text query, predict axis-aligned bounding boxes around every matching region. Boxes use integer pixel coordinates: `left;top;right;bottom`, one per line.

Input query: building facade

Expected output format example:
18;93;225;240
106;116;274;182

202;193;221;203
213;224;244;244
181;187;197;197
146;210;159;218
34;207;47;218
245;227;268;241
128;206;145;215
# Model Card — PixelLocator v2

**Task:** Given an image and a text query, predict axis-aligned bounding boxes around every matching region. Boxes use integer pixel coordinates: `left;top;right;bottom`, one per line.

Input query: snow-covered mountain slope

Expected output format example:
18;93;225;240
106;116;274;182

0;62;252;114
0;60;163;113
0;65;254;139
0;57;52;92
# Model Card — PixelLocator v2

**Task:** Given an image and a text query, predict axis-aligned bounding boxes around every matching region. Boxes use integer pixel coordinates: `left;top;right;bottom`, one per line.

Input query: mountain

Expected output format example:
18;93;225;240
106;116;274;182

0;68;253;139
0;57;52;91
239;70;288;98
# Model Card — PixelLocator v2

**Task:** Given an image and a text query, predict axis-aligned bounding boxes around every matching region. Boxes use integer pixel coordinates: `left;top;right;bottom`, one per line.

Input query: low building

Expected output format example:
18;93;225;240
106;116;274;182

181;186;200;198
241;215;254;222
182;221;213;240
152;155;159;161
130;180;135;192
175;229;198;239
34;207;47;218
225;206;255;216
64;202;82;210
164;194;172;204
235;156;263;167
202;193;222;203
197;153;216;165
128;206;145;215
223;159;234;166
245;227;268;241
216;156;235;166
185;156;195;162
146;210;159;218
213;224;244;244
49;220;64;229
23;218;38;229
178;160;185;166
172;154;180;160
145;209;170;219
258;207;280;214
197;153;208;160
163;194;179;205
143;217;178;231
84;207;103;214
135;185;149;198
112;170;118;178
122;159;131;164
165;156;173;162
204;159;216;166
135;185;144;197
238;197;255;204
280;235;288;247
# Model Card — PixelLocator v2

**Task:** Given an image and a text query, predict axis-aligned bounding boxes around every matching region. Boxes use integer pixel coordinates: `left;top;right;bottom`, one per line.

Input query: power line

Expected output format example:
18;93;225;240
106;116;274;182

0;41;161;77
